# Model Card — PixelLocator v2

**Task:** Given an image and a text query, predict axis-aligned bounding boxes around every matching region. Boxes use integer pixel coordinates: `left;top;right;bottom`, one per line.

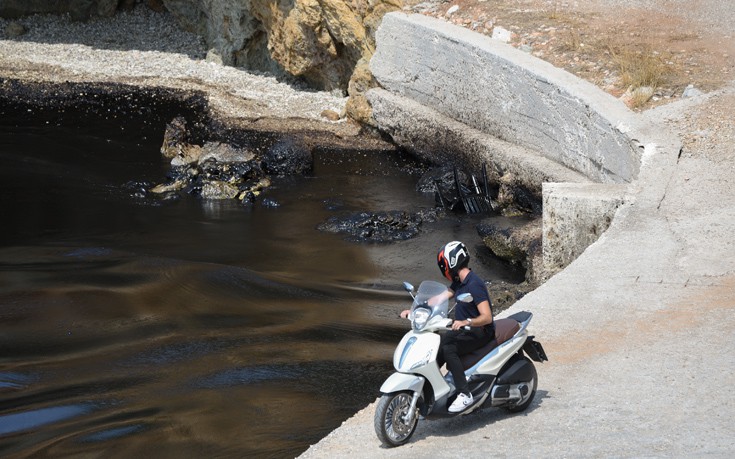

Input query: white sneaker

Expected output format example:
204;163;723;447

448;392;473;413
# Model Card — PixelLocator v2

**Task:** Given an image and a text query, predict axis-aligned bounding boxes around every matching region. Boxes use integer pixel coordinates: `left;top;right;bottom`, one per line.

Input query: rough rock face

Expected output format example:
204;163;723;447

162;0;400;96
476;218;544;285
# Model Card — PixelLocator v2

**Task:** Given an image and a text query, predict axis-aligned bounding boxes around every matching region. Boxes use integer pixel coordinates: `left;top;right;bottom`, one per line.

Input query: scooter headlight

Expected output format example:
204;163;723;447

412;307;431;330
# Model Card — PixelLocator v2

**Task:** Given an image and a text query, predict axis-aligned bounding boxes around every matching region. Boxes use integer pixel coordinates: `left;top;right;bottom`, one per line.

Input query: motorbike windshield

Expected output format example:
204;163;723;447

410;280;449;331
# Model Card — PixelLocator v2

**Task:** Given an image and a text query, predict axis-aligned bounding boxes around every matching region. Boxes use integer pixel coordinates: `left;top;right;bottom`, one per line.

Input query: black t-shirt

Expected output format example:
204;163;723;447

450;270;491;321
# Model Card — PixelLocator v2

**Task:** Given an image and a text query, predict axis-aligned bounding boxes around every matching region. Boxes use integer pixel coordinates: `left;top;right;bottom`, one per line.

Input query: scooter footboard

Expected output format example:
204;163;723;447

379;372;425;394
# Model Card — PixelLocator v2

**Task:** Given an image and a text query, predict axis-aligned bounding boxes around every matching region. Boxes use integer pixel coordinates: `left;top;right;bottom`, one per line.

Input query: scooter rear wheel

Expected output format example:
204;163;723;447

374;391;418;447
504;357;538;413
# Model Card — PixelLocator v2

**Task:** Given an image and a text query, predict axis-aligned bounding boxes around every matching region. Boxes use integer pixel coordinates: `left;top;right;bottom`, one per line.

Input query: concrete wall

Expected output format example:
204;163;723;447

367;88;591;192
366;12;672;275
368;13;643;184
542;182;628;277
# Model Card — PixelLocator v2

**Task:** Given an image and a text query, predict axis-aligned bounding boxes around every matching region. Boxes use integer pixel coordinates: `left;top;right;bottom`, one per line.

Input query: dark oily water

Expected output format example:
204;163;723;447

0;112;522;457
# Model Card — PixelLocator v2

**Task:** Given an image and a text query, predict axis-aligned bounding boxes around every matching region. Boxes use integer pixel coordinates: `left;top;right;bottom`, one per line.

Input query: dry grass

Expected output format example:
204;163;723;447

629;87;655;108
545;4;561;21
668;32;700;42
407;0;734;110
606;44;670;90
557;29;582;53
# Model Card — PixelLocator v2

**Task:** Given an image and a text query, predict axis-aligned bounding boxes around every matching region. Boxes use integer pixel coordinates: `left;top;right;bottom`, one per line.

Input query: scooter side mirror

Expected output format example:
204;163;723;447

456;293;473;303
402;282;414;293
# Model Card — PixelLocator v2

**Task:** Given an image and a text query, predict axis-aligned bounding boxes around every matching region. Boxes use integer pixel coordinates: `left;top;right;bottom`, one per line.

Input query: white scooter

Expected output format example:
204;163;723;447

374;280;547;447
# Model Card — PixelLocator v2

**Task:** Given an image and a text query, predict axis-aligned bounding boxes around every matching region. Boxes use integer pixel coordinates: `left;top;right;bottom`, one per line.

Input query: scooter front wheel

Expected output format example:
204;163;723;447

374;391;418;447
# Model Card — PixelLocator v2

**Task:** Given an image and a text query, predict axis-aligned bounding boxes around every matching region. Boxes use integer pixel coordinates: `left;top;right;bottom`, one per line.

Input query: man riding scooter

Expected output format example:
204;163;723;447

400;241;495;412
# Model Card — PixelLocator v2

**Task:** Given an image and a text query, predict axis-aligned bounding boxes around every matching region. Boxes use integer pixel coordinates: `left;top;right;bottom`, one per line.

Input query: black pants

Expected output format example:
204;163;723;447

438;324;495;395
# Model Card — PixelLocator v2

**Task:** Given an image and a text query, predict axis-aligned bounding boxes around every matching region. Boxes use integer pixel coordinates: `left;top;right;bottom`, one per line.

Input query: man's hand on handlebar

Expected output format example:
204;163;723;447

451;319;472;331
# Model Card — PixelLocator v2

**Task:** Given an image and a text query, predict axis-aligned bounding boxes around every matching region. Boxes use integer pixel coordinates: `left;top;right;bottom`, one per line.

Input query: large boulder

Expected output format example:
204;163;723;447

261;137;312;176
162;0;265;68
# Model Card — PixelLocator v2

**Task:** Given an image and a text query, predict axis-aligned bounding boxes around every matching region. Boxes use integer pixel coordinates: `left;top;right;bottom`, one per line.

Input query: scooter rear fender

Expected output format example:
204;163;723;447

379;372;425;395
472;333;527;376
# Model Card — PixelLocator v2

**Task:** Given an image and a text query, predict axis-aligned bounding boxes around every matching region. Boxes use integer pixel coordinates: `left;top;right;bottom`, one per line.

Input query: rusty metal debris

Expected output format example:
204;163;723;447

435;164;495;215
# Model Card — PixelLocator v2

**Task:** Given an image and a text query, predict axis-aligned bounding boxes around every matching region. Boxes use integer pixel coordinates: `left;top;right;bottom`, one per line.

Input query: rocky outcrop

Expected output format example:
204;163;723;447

154;116;292;202
161;0;400;98
318;208;442;243
477;218;543;285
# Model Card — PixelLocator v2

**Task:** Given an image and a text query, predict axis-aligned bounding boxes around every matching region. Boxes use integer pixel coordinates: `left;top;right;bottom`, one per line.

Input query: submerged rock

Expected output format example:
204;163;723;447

170;144;203;166
161;116;190;159
152;117;280;205
318;208;442;243
150;179;186;194
200;180;240;200
261;137;312;176
199;141;255;164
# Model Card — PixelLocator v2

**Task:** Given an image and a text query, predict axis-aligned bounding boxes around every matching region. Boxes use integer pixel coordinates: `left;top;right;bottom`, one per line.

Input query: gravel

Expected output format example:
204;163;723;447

585;0;735;34
0;5;348;122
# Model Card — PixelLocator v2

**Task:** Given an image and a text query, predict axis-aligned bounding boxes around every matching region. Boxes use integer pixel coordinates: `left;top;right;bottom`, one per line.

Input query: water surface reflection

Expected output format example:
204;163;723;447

0;111;518;457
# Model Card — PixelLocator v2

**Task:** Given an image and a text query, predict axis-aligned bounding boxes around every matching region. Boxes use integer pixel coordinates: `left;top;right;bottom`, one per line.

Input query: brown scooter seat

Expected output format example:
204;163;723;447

460;318;520;370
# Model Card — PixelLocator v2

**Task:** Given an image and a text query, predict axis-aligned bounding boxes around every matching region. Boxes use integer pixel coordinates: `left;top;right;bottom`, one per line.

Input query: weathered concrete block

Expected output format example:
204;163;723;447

370;13;642;184
542;182;627;277
367;88;590;197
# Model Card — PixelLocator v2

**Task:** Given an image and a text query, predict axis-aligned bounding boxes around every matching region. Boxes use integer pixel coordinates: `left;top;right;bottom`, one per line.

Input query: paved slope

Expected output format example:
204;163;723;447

300;80;735;459
301;0;735;449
